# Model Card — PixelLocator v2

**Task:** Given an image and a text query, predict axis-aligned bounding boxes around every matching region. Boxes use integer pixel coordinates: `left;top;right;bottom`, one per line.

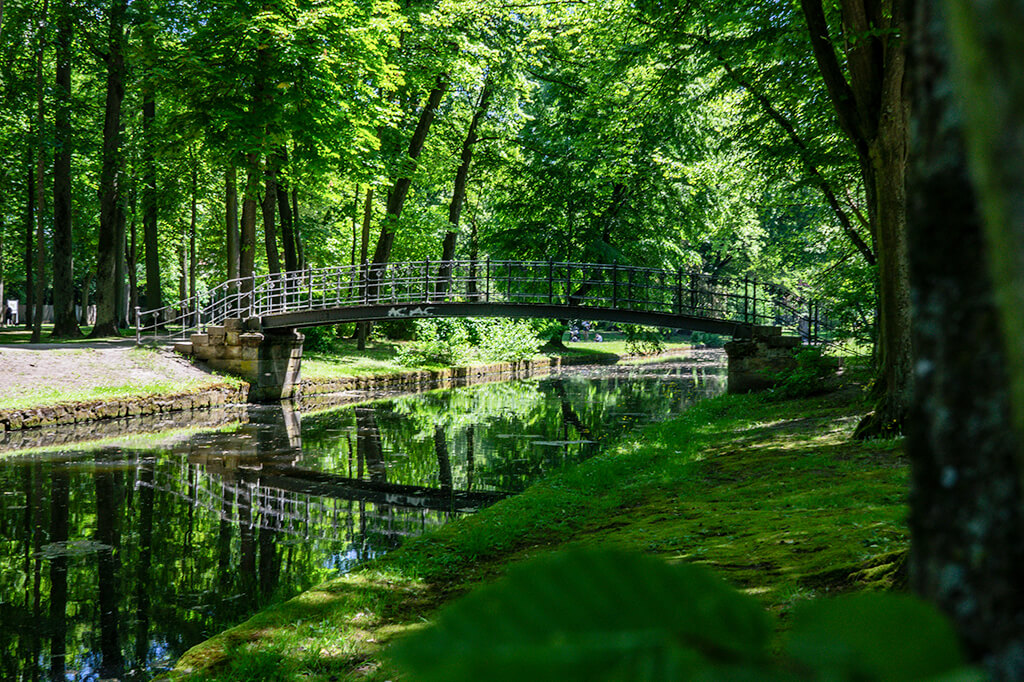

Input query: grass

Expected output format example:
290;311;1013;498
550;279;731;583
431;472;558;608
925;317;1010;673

165;375;906;682
0;323;135;344
300;337;694;380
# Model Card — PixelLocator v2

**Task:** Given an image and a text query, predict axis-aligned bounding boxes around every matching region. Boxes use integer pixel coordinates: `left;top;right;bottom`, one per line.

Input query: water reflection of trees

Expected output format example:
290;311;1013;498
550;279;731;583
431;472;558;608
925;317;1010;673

0;364;723;680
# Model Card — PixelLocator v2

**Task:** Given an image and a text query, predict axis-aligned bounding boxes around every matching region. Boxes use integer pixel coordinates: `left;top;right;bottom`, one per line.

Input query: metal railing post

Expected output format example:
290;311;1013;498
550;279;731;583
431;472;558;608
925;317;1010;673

612;264;619;309
135;307;141;344
548;260;554;304
486;258;491;303
424;258;431;302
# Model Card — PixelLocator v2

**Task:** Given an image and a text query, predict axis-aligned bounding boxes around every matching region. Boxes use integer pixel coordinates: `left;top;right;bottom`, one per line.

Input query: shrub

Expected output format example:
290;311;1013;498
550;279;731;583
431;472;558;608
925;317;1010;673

621;324;666;355
395;319;474;367
302;325;336;353
477;319;543;362
772;347;840;399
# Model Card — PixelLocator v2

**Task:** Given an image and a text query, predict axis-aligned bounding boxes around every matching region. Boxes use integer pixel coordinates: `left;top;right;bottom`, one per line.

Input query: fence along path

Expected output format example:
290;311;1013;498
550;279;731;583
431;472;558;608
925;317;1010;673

135;260;829;344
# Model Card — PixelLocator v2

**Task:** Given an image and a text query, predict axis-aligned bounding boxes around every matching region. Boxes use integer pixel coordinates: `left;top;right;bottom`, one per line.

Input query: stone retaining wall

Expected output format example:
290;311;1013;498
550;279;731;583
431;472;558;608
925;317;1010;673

0;383;249;435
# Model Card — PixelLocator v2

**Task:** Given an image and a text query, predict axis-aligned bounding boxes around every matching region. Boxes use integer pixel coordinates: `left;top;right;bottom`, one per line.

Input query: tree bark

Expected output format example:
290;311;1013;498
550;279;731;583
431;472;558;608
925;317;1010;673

90;0;127;338
226;164;240;282
31;0;48;342
51;1;79;338
292;187;304;269
906;2;1024;674
370;78;448;270
140;1;161;313
262;159;281;275
357;187;373;350
438;79;492;298
239;154;259;297
943;0;1024;456
275;149;298;273
24;151;33;328
189;158;197;302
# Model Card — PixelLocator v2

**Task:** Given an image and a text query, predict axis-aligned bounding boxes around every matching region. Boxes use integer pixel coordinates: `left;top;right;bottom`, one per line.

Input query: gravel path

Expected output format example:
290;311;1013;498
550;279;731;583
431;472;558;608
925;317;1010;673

0;343;217;399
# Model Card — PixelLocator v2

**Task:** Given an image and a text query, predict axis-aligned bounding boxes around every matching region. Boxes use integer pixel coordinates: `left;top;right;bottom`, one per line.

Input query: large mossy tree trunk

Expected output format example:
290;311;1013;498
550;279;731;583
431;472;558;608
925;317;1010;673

800;0;913;439
906;2;1024;675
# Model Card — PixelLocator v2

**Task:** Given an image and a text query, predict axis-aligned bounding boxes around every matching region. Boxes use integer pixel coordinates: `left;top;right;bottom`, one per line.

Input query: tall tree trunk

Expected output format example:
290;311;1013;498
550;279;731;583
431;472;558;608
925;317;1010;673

370;78;448;271
438;79;491;298
357;187;373;350
79;268;92;325
127;188;138;323
262;160;281;275
51;1;79;338
226;164;240;281
944;0;1024;453
800;0;912;438
275;149;298;272
90;0;127;338
140;2;161;313
31;0;47;343
114;165;127;328
177;223;186;306
906;2;1024;674
239;153;259;297
441;78;491;264
351;184;359;267
0;215;5;318
291;187;304;269
189;159;197;302
24;151;33;328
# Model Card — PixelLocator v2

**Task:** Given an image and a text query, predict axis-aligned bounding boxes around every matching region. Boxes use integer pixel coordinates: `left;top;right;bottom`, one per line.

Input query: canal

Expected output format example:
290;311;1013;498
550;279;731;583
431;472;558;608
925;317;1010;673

0;358;723;681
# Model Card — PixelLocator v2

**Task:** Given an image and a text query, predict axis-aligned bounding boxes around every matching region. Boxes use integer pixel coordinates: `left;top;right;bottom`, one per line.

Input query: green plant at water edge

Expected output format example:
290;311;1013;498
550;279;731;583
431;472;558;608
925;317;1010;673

395;319;474;366
771;346;839;400
389;548;979;682
621;324;666;355
300;324;336;353
476;319;542;362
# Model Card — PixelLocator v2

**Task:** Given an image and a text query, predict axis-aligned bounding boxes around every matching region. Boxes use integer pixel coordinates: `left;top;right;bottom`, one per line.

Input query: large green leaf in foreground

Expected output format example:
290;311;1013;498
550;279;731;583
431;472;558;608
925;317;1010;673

388;548;773;681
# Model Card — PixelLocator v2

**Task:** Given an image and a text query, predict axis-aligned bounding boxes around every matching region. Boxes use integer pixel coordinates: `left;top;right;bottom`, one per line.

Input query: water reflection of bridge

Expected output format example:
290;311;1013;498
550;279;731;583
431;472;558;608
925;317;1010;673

141;403;505;549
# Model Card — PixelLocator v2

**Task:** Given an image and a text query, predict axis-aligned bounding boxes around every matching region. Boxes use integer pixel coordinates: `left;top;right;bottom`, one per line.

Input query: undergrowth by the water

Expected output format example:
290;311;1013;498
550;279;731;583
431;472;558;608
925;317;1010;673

168;384;907;682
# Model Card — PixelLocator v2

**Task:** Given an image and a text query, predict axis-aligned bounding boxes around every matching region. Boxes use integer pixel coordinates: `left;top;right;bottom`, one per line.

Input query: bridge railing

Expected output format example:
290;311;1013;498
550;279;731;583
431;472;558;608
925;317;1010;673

135;259;840;344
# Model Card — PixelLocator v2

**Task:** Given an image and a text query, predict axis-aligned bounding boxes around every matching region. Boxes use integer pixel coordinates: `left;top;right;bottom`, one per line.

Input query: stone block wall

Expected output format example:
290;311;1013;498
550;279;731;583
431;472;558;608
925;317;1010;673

724;329;802;394
177;318;304;402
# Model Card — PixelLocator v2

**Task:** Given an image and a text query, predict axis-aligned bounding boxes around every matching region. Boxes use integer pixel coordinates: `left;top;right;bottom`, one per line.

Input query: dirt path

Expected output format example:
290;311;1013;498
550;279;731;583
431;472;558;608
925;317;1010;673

0;343;216;398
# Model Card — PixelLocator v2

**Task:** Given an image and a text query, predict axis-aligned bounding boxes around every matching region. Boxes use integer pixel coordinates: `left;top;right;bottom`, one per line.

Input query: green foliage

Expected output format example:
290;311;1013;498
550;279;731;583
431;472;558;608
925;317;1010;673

395;319;475;367
390;549;979;682
621;324;667;356
771;347;839;400
689;331;727;348
395;318;541;367
300;325;335;353
476;318;543;362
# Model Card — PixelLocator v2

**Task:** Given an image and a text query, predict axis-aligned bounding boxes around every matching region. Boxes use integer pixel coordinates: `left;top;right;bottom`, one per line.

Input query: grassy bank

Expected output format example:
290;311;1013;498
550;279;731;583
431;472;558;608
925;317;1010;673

300;338;693;380
169;380;907;682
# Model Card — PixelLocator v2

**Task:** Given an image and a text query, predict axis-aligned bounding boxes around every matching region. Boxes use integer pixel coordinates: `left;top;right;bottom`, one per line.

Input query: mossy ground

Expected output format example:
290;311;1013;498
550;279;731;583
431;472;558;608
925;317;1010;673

168;371;908;682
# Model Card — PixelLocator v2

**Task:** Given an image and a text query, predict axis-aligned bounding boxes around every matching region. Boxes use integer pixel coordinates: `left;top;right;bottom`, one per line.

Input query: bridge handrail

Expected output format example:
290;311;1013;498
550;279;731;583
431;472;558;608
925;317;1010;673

134;260;845;345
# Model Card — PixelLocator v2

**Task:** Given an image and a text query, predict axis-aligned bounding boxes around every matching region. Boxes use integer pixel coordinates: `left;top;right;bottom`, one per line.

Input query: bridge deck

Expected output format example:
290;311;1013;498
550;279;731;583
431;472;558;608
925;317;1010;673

135;260;827;343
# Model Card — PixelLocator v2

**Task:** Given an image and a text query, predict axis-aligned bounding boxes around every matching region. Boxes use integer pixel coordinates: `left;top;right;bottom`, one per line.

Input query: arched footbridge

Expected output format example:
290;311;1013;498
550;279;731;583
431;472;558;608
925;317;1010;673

136;259;828;341
135;260;837;400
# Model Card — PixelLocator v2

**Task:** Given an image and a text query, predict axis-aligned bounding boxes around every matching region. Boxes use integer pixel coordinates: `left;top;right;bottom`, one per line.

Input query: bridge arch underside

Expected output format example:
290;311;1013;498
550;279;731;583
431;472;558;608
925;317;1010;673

261;303;757;338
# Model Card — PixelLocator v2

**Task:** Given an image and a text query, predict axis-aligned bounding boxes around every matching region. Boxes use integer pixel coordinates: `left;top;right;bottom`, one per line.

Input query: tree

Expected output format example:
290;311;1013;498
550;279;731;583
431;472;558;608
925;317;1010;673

90;0;128;338
798;0;911;438
50;0;80;338
906;0;1024;674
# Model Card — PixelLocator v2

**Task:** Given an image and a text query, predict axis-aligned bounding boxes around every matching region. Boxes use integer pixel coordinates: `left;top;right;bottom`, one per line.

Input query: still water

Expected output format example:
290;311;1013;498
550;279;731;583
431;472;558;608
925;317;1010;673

0;360;723;680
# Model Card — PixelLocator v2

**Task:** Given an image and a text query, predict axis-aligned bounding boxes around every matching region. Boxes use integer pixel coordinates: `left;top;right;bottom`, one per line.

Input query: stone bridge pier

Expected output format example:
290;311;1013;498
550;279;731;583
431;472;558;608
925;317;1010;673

176;318;304;402
723;325;802;394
